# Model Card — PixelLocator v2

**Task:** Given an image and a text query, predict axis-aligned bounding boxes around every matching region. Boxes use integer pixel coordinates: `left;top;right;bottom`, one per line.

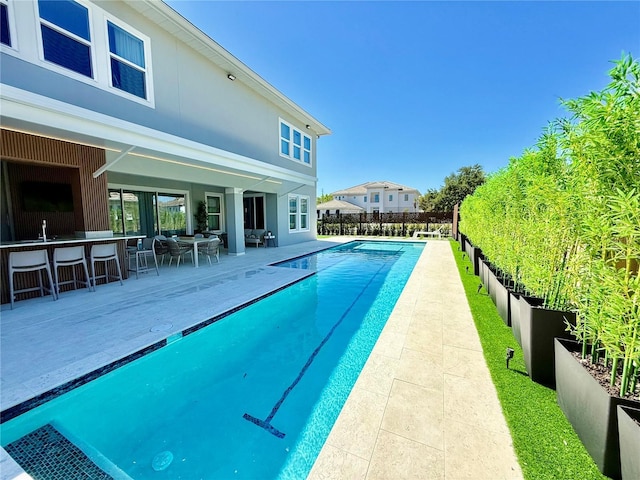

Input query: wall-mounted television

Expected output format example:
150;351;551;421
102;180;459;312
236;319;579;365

21;181;74;212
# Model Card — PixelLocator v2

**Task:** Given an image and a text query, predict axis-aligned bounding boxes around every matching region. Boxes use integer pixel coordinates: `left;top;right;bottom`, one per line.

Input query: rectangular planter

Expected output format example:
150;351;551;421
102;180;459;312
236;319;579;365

479;259;491;296
510;292;522;346
555;338;640;479
519;295;575;387
494;275;513;327
617;405;640;480
463;239;482;276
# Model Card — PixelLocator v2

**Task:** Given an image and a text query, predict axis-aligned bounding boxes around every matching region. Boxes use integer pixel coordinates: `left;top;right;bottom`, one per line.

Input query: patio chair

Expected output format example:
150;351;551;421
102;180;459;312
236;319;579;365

166;237;194;267
194;233;204;238
198;237;220;266
153;235;169;265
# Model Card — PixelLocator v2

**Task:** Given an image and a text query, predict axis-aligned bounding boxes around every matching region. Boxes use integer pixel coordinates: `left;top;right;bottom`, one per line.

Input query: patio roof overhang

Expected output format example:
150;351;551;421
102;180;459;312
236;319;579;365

0;85;316;195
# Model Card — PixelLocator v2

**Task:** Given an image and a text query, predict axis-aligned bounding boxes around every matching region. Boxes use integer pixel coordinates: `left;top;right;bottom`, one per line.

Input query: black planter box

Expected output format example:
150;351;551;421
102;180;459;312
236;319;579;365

519;296;575;387
463;239;482;276
479;259;491;296
487;265;498;306
494;276;513;327
555;338;640;479
617;405;640;480
510;292;522;346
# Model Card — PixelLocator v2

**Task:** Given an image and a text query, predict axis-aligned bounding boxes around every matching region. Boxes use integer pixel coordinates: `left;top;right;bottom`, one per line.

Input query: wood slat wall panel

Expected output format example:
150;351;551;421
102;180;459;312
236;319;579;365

1;129;109;236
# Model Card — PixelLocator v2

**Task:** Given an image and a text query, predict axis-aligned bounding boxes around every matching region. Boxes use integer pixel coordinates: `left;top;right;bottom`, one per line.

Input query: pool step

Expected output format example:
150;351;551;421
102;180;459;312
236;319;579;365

5;424;130;480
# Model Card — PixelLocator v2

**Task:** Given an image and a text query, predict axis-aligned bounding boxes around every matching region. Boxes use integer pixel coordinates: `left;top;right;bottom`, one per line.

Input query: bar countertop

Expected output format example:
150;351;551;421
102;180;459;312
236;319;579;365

0;235;144;249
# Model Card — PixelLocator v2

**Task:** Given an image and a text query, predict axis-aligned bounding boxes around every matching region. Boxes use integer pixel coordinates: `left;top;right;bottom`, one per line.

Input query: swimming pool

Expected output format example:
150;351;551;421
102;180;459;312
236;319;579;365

1;240;424;479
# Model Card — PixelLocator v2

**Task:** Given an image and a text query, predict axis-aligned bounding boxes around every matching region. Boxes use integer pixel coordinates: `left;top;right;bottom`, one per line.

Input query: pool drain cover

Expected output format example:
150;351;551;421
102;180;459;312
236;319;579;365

152;450;173;471
150;323;173;333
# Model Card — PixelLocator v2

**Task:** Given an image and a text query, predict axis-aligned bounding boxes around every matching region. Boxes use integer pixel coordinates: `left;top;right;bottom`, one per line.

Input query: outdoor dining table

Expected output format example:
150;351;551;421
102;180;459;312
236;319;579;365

177;237;211;268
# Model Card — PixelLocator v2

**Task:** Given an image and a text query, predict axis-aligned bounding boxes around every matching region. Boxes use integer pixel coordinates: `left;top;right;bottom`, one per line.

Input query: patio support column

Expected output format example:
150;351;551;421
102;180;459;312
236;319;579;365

225;187;246;256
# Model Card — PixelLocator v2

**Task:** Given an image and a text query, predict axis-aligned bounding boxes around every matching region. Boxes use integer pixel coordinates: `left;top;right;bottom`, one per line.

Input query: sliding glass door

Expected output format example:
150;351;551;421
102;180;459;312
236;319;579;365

108;188;186;237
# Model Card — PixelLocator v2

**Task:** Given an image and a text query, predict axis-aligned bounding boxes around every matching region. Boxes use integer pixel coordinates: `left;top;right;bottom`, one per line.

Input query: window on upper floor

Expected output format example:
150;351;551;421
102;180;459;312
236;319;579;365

404;194;409;201
364;196;367;202
372;193;380;203
38;0;93;78
1;0;12;47
107;20;147;99
280;119;312;165
389;194;393;201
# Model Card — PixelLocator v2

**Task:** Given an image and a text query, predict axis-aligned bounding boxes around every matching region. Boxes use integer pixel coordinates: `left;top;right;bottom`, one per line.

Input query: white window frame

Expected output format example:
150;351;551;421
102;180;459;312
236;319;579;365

279;118;312;167
35;0;95;80
372;193;380;203
103;13;153;103
21;0;154;107
388;194;393;201
0;0;17;51
108;183;191;234
288;194;310;233
404;193;409;202
205;192;225;233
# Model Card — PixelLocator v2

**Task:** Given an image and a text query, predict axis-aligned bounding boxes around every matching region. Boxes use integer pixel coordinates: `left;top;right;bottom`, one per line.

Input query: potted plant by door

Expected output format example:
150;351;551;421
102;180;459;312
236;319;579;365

194;200;208;234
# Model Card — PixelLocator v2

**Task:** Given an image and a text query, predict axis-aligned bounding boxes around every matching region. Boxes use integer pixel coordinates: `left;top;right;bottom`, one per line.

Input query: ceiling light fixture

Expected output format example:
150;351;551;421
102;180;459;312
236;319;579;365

227;73;236;81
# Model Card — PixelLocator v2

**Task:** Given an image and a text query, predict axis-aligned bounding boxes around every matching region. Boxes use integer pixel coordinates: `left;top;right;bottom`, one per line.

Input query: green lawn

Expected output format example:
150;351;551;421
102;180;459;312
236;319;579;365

450;240;607;480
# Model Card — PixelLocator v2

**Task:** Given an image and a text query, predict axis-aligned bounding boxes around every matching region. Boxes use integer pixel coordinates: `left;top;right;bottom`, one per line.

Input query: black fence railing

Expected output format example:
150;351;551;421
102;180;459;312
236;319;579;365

317;211;453;237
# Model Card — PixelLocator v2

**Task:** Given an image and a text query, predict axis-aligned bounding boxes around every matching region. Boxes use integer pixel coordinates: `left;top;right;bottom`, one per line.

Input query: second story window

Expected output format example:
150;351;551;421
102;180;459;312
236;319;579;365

38;0;93;78
389;194;393;201
280;119;312;165
1;0;11;47
404;194;409;201
107;21;147;99
372;193;380;203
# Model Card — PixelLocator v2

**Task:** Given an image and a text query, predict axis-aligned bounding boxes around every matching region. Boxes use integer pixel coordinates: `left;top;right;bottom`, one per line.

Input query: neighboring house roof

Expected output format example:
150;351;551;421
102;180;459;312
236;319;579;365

332;181;421;196
133;1;331;137
316;200;364;212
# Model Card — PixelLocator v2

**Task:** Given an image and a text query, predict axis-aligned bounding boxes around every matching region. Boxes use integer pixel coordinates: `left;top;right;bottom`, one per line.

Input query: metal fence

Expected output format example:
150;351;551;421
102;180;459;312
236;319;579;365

317;211;453;237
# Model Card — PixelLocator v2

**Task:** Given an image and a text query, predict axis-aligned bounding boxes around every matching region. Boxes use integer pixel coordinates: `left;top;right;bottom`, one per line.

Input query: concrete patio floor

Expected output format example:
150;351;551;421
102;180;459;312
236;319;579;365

0;238;521;479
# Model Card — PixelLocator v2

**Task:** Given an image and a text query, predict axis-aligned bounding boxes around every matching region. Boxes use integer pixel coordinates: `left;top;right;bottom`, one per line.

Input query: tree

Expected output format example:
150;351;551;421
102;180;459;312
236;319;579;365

317;193;332;204
419;164;486;212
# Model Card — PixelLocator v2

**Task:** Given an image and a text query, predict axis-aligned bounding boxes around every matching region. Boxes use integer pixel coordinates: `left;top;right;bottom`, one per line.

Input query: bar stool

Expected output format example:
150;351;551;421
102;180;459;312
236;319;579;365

90;243;123;288
8;249;57;309
127;238;159;279
53;246;93;295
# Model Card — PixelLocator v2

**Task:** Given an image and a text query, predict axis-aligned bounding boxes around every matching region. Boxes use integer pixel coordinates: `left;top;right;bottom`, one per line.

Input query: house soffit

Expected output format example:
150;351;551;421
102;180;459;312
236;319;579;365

1;85;315;194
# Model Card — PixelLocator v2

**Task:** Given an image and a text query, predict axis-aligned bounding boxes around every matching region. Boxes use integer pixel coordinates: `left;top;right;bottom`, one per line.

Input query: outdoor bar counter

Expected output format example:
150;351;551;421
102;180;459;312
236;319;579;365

0;236;141;305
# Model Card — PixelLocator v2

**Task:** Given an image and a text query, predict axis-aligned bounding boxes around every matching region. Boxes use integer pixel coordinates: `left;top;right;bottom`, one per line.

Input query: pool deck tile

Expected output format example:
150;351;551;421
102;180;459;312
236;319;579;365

0;238;522;480
309;240;523;480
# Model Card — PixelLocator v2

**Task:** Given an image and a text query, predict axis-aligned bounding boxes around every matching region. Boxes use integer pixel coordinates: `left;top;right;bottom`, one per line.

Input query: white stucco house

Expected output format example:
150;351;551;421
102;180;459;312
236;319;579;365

330;181;421;214
315;199;364;219
0;0;330;255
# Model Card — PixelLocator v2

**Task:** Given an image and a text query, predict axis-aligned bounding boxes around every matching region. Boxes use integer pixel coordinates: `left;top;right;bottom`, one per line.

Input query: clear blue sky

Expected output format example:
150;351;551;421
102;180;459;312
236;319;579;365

166;1;639;196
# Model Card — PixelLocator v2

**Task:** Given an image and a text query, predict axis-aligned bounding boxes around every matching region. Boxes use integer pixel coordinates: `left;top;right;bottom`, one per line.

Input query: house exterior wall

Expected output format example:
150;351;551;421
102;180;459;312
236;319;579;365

0;0;317;177
1;0;327;250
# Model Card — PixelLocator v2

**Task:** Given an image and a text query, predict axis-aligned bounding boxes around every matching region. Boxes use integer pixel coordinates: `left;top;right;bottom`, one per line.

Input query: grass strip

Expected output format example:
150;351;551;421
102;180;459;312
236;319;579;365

450;240;606;480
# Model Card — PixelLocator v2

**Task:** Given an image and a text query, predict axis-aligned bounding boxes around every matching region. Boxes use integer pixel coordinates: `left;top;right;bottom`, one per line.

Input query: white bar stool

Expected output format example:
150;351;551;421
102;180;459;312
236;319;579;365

90;243;123;288
8;249;57;309
53;246;93;295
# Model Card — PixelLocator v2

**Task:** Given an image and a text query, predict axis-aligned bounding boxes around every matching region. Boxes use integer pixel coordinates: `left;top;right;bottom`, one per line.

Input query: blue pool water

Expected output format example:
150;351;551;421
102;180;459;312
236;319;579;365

1;241;424;479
